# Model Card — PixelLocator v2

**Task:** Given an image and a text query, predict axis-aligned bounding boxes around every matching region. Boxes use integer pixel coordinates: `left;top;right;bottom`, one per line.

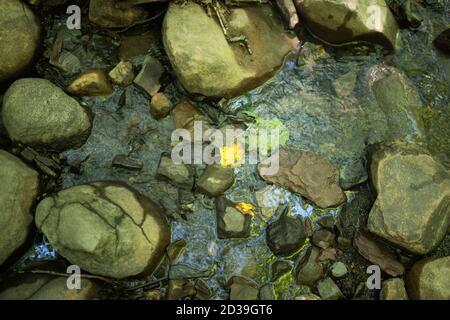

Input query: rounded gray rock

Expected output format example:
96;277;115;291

35;181;171;279
2;78;92;151
0;1;41;84
0;150;39;266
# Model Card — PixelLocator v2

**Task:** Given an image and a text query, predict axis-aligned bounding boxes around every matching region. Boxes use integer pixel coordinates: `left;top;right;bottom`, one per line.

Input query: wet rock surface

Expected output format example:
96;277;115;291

294;246;325;286
68;69;113;96
266;206;307;256
258;148;346;208
406;256;450;300
216;197;252;239
297;0;399;49
0;0;41;85
35;181;171;279
0;274;99;300
0;150;39;266
353;232;405;277
196;165;235;197
367;142;450;255
163;2;299;98
2;78;92;151
89;0;149;28
380;278;408;300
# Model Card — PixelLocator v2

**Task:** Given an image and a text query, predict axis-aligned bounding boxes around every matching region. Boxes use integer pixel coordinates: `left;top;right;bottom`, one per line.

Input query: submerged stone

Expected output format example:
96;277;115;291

163;2;299;98
258;147;346;208
371;68;424;140
266;206;307;256
133;55;164;96
89;0;148;28
156;155;194;190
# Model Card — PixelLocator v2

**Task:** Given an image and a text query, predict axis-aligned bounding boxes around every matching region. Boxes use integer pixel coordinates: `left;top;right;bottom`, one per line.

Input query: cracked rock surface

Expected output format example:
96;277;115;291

35;181;171;279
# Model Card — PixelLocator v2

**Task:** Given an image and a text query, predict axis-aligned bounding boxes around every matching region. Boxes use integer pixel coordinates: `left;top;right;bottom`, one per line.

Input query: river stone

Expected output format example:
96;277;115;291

312;229;336;249
0;274;98;300
317;277;344;300
0;0;41;85
371;69;424;140
353;232;405;277
2;78;92;151
216;197;251;239
162;2;299;98
226;276;259;300
266;209;307;256
156;155;194;190
296;0;399;50
367;142;450;255
380;278;408;300
406;256;450;300
196;165;235;197
0;150;39;266
35;181;171;279
295;246;326;286
271;260;293;281
258;147;346;208
330;261;348;278
89;0;148;28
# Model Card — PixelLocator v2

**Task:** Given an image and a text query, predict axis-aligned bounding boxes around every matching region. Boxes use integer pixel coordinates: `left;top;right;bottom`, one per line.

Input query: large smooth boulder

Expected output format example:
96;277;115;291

296;0;399;50
163;2;299;98
0;274;99;300
35;181;171;279
0;150;39;266
406;256;450;300
0;0;41;85
2;78;92;151
367;142;450;254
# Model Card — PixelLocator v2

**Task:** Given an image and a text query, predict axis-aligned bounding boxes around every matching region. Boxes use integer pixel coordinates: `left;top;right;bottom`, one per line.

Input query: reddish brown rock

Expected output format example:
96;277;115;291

353;232;405;277
258;148;346;208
